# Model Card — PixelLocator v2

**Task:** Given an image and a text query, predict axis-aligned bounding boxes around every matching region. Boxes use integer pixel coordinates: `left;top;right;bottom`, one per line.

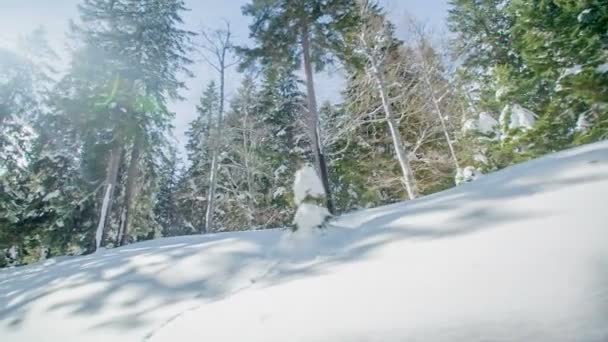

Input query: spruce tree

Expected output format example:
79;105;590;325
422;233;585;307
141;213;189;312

239;0;360;214
509;0;608;146
179;81;219;232
0;29;72;265
256;67;307;224
69;0;193;247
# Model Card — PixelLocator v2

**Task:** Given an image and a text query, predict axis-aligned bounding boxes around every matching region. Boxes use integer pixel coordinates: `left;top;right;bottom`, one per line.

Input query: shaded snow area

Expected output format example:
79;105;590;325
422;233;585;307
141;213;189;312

2;142;608;342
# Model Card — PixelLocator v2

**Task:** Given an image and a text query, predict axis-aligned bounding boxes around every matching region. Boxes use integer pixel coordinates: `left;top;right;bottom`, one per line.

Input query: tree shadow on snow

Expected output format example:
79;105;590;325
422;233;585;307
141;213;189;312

0;143;606;338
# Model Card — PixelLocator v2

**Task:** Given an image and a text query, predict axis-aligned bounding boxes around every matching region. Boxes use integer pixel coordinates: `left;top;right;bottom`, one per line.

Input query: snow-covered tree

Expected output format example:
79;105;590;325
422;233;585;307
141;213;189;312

198;22;237;233
69;0;194;248
292;165;330;232
178;81;219;232
239;0;361;215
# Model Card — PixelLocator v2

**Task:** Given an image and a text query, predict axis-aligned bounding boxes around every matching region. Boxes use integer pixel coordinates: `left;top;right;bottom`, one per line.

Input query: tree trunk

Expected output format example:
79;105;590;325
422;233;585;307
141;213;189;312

423;71;460;170
204;63;226;233
119;134;142;246
95;133;123;251
370;62;418;200
301;23;335;214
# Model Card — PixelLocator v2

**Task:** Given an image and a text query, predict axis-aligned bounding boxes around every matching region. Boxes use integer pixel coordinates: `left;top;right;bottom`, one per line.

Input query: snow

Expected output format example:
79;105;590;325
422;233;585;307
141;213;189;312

42;190;61;202
575;113;591;133
2;142;608;341
510;104;537;130
273;164;288;179
501;104;537;132
462;113;498;135
95;185;112;251
7;246;18;260
478;112;499;134
473;153;489;164
455;166;483;185
578;9;592;22
292;165;325;205
293;202;330;233
292;165;330;232
462;118;478;132
596;63;608;74
272;186;286;199
494;86;509;101
562;64;583;78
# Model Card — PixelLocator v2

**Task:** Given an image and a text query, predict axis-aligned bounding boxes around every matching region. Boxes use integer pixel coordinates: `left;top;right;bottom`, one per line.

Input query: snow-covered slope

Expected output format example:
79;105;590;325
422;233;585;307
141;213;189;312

2;142;608;342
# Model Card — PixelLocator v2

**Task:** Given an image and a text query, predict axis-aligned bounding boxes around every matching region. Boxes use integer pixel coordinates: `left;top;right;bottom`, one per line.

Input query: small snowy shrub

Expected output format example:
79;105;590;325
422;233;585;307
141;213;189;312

292;165;330;232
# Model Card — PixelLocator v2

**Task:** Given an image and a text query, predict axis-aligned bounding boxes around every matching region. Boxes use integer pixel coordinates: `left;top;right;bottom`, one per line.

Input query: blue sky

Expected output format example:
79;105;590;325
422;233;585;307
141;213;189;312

0;0;450;154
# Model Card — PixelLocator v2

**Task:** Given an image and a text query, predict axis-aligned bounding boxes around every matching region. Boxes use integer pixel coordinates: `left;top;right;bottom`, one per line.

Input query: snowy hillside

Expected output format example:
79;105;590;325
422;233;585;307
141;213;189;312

2;142;608;342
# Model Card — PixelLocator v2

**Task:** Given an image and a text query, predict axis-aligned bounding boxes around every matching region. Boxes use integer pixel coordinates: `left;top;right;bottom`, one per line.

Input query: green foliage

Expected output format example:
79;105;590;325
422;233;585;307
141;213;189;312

239;0;359;72
450;0;608;171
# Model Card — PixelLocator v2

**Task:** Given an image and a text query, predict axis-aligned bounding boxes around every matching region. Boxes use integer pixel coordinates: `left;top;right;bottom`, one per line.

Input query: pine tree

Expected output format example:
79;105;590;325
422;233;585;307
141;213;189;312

256;67;307;224
216;76;264;230
179;81;219;232
448;0;520;102
450;0;608;170
0;29;69;265
69;0;194;248
509;0;608;146
155;149;185;236
197;23;237;234
239;0;360;214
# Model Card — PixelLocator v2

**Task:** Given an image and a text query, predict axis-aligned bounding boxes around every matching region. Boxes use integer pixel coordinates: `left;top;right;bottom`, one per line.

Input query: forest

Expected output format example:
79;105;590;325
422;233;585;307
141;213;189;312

1;0;607;267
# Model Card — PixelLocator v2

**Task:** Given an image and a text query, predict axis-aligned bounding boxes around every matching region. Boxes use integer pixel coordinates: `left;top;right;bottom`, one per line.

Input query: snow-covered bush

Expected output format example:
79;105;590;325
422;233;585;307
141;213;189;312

455;166;483;185
499;104;537;135
292;165;330;232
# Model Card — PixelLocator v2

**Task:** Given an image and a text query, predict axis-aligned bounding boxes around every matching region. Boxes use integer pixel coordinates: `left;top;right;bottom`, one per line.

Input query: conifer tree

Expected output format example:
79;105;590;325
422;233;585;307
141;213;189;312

179;81;219;232
239;0;360;214
69;0;193;247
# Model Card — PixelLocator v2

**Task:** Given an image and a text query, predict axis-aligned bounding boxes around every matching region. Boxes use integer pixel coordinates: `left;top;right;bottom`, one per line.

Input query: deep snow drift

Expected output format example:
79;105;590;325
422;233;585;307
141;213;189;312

1;142;608;342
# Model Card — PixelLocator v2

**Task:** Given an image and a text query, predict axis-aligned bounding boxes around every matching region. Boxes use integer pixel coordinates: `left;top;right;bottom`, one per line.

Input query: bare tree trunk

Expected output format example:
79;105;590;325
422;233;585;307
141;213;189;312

204;52;226;234
374;70;418;200
242;108;255;227
119;134;142;246
301;23;335;214
95;133;123;251
204;153;219;233
422;70;460;170
364;42;418;199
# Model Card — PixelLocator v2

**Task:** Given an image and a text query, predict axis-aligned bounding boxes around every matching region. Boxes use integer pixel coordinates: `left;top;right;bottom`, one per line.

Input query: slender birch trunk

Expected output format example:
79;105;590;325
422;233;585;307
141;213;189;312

202;23;232;233
95;133;122;251
119;133;142;246
359;19;418;200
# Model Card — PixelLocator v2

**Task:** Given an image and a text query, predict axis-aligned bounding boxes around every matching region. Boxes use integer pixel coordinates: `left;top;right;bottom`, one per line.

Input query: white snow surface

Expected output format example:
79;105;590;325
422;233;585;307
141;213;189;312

2;142;608;342
292;164;325;205
478;112;499;134
596;63;608;74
